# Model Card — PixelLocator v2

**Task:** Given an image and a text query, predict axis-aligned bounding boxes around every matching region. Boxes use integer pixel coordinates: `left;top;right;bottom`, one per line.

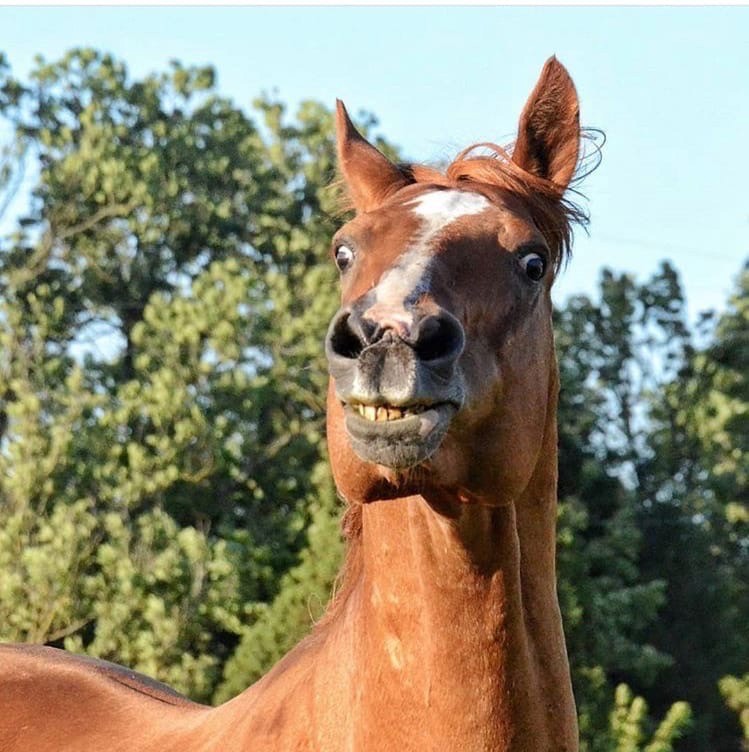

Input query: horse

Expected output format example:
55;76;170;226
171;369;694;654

0;56;589;751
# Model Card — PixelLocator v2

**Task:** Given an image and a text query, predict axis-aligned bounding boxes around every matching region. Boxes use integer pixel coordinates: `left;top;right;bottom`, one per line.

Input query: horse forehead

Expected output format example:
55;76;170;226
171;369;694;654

357;190;492;311
392;188;492;265
407;189;491;229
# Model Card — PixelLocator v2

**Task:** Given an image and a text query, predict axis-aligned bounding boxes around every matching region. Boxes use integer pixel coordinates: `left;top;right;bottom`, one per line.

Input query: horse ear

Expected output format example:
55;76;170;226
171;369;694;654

336;100;410;213
512;57;581;191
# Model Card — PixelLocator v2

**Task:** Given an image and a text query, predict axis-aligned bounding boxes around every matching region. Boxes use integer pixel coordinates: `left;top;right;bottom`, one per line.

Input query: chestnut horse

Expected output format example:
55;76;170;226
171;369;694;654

0;57;589;751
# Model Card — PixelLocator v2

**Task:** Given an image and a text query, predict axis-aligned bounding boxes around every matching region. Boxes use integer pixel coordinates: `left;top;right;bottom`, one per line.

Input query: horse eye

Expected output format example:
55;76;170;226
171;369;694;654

334;245;355;272
520;252;546;282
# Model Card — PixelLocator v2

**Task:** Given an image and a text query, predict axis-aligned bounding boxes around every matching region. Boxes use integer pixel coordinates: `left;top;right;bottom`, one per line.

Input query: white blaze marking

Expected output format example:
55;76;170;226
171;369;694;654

367;190;489;325
411;189;490;233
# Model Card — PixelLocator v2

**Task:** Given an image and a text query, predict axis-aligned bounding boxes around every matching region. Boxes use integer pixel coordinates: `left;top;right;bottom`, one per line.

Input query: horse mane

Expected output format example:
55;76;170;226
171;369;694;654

405;140;591;272
317;131;602;636
311;499;364;636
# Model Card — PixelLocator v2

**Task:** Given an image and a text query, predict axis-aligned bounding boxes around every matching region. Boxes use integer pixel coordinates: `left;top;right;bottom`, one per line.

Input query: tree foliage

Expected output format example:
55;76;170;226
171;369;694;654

720;673;749;744
557;262;748;749
0;48;746;748
0;48;351;700
609;684;692;752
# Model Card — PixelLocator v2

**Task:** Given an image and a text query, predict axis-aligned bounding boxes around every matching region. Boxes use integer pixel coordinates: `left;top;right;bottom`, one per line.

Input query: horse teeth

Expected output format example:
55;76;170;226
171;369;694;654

352;404;428;421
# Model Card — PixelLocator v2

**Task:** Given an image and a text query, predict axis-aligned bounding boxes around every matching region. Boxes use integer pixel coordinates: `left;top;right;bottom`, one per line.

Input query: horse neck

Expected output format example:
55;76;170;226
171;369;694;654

338;386;577;750
219;375;577;751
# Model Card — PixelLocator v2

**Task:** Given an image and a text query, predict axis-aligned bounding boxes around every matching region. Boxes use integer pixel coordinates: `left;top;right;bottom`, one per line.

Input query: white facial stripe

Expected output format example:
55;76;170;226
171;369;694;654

410;189;490;230
369;190;490;318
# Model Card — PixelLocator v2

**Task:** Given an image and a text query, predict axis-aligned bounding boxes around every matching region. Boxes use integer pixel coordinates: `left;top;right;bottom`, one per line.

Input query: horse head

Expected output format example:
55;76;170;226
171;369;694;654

325;57;585;507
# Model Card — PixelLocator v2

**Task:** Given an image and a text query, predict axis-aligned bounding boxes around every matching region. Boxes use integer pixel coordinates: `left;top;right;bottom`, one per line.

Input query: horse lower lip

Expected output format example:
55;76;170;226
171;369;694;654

342;403;458;469
344;406;451;442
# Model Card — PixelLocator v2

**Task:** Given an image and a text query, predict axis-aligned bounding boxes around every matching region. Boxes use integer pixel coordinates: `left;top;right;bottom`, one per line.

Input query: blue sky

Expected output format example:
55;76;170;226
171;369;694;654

1;6;747;322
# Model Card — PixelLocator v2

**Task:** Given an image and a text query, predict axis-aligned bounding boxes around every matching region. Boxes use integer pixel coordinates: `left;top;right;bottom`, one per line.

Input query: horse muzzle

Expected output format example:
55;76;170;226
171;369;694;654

325;306;465;469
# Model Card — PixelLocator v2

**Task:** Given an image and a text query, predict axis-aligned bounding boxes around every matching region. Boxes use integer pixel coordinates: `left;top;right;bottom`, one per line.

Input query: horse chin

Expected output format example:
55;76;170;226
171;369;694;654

343;403;457;471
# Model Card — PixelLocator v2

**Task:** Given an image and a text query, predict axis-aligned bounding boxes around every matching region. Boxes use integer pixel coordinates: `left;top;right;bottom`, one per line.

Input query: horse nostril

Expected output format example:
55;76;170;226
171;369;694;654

412;313;465;363
327;311;366;360
327;307;464;366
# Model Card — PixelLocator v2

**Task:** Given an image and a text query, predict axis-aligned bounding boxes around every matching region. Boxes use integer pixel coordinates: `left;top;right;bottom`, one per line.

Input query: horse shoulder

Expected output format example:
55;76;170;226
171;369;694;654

0;644;208;751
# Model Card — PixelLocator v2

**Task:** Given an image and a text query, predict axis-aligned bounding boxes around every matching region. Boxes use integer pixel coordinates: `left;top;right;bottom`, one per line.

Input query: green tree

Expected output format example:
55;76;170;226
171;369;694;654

556;260;748;750
1;48;745;748
213;462;343;704
720;673;749;745
637;263;749;750
0;48;383;700
555;271;674;748
609;684;692;752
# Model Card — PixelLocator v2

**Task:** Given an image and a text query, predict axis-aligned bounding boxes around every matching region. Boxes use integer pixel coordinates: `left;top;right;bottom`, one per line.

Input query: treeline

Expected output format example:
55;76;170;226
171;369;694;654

0;50;746;751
